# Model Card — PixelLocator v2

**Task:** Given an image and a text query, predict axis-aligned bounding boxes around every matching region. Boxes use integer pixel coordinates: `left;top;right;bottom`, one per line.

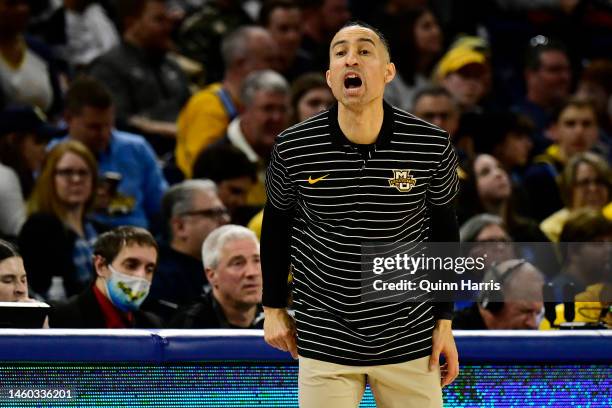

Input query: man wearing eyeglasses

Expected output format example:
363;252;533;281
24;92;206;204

142;179;230;322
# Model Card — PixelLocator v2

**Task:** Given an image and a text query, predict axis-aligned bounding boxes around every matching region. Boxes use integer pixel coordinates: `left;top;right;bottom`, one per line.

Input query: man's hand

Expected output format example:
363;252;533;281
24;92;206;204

429;319;459;387
263;307;298;359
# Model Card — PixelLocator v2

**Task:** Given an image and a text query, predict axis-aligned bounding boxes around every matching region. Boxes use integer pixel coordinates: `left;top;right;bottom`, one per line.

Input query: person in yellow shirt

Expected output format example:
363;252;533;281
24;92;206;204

175;26;278;178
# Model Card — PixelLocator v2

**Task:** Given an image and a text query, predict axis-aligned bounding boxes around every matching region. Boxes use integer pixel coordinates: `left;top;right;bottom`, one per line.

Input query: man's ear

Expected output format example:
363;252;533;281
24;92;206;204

384;62;396;84
205;267;215;286
94;255;109;278
171;216;186;238
325;69;332;88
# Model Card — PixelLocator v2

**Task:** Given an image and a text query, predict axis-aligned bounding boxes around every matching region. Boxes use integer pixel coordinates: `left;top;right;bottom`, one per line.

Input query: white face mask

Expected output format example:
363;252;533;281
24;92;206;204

104;265;151;312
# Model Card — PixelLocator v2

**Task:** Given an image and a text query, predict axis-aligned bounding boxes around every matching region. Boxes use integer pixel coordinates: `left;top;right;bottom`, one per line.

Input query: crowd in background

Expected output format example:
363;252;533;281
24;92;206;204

0;0;611;330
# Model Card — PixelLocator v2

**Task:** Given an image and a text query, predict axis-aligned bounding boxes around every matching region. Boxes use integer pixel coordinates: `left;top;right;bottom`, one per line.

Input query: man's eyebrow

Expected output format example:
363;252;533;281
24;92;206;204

228;254;246;263
331;37;377;49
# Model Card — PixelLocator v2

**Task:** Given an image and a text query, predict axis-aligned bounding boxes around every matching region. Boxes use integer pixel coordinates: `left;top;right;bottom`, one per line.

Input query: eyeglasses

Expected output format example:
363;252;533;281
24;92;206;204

180;208;229;220
55;168;92;179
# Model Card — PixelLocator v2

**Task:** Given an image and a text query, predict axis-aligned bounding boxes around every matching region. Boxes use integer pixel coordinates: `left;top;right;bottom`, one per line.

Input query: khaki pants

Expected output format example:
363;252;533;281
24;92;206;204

298;356;442;408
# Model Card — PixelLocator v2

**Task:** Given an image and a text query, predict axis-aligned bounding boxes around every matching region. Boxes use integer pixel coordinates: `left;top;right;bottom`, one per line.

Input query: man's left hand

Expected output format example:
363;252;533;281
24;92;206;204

429;319;459;387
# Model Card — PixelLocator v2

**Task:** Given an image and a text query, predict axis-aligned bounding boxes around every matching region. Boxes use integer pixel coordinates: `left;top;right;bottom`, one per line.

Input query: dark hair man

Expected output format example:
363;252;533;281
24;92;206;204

261;21;459;407
143;179;229;321
52;77;168;229
89;0;191;154
49;226;161;328
512;36;572;151
523;98;599;220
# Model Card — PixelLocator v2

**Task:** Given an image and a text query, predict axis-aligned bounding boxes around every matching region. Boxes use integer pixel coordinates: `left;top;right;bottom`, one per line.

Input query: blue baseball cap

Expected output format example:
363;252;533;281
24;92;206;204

0;105;65;140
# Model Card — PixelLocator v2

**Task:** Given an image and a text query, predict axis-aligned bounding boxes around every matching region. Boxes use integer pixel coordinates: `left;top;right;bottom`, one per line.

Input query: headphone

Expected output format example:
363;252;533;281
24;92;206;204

479;259;527;313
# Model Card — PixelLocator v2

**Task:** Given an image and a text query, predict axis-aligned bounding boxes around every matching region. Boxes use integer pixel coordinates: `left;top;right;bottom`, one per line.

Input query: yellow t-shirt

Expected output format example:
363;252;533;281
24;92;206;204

175;82;237;178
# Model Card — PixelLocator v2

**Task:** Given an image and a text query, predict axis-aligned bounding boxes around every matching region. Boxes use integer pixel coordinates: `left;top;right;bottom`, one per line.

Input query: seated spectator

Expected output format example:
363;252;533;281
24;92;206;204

524;98;601;221
29;0;120;70
512;36;572;152
575;59;612;138
176;26;278;178
473;111;534;184
0;238;50;327
453;259;545;330
170;224;264;328
143;180;229;321
541;152;611;242
52;77;167;229
19;140;99;300
89;0;191;154
0;0;63;116
551;208;612;303
412;86;460;138
411;86;466;164
0;239;28;302
0;106;61;238
196;70;291;208
289;72;334;125
459;153;548;243
192;145;257;224
460;214;516;273
260;0;313;81
434;45;488;113
49;226;161;328
383;7;443;112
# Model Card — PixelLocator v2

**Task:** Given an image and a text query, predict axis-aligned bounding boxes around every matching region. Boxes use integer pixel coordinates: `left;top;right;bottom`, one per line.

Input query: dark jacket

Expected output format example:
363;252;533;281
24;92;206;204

169;290;264;329
141;244;207;323
452;303;488;330
49;285;161;328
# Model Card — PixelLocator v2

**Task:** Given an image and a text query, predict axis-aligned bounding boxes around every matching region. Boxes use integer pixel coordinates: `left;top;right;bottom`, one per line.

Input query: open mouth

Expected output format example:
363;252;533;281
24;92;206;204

344;73;362;89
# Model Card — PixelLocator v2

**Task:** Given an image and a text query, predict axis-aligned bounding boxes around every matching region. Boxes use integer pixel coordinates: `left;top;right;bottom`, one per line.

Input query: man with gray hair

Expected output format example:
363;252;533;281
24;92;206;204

170;224;264;328
142;179;229;321
176;26;279;177
453;259;545;330
196;69;291;207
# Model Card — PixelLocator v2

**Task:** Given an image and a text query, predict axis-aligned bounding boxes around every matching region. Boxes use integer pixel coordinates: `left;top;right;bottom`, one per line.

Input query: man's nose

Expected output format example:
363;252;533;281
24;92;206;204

245;261;262;278
345;49;359;66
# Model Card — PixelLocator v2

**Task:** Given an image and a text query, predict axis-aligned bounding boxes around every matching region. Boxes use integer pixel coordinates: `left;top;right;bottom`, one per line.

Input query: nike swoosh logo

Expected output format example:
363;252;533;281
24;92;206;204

308;174;330;184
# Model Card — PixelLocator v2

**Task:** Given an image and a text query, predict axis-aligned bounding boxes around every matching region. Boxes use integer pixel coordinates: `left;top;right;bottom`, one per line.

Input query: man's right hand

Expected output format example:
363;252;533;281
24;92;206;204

263;307;298;359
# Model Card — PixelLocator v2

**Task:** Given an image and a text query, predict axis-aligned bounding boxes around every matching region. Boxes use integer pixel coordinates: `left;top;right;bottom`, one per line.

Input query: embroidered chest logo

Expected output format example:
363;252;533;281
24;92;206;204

308;174;329;184
388;170;417;192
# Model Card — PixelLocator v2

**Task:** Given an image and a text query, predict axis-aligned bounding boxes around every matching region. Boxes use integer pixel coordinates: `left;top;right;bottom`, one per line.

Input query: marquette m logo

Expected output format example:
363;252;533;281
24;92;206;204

388;170;417;192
